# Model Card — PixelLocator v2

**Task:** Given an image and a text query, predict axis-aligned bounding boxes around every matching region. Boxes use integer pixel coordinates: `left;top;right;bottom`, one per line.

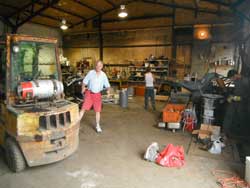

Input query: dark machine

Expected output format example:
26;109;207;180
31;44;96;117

63;75;84;105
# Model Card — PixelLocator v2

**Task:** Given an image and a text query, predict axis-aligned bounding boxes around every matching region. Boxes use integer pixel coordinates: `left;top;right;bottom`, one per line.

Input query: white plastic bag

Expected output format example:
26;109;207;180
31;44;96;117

209;140;223;154
144;142;159;162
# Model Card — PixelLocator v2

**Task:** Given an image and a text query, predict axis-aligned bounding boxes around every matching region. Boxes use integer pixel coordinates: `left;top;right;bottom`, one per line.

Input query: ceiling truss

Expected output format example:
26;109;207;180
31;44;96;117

0;0;247;32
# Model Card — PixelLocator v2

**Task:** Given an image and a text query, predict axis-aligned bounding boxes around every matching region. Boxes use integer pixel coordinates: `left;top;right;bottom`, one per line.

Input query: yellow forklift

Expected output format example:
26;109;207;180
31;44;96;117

0;34;80;172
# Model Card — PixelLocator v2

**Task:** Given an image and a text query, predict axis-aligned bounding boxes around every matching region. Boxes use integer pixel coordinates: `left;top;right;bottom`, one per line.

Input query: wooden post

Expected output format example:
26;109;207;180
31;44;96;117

98;15;103;61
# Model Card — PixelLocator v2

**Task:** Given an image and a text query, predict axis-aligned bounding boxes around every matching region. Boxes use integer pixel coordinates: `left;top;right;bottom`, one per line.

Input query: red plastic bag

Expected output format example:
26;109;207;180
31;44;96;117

156;144;185;167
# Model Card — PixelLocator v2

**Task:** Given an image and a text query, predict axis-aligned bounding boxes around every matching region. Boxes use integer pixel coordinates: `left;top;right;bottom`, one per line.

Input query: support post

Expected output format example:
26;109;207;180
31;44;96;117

98;15;103;61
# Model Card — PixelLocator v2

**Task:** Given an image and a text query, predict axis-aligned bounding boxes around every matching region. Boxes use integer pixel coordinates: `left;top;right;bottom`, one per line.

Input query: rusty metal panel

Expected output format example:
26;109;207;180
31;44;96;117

11;34;58;44
19;122;79;167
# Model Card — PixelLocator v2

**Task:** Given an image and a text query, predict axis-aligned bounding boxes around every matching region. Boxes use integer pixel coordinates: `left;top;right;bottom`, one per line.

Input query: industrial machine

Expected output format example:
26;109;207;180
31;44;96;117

0;34;80;172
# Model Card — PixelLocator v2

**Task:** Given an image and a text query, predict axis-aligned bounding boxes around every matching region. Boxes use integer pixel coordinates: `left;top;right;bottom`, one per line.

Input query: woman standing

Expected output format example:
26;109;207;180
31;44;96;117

144;67;156;110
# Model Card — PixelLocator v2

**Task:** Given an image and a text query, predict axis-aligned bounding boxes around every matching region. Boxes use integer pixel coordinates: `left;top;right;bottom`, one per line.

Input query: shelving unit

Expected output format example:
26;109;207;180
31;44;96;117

126;59;190;95
127;59;169;84
102;59;188;94
104;64;130;89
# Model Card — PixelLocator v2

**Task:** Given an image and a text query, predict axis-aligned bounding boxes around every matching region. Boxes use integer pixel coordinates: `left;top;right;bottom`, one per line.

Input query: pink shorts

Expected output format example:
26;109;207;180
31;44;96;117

82;90;102;112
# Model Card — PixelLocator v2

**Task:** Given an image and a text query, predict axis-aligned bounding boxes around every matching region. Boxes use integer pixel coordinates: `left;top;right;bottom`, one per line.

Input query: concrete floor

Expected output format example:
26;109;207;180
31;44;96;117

0;97;243;188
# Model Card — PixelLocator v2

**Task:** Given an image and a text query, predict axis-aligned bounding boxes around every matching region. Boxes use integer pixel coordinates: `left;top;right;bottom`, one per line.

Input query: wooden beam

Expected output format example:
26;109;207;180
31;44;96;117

101;14;173;23
69;0;101;13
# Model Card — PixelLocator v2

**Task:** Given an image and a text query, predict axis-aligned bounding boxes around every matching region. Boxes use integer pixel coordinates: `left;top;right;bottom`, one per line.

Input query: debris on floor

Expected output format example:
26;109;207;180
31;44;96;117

66;168;104;188
192;124;221;140
144;142;185;168
191;124;226;155
212;169;249;188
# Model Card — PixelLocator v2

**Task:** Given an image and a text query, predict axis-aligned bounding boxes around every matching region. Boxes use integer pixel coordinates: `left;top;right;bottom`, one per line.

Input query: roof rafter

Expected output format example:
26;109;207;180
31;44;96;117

7;0;41;18
102;14;173;23
0;2;18;10
16;0;60;28
36;1;86;20
0;16;15;28
30;20;58;28
193;0;198;18
141;0;231;15
39;13;74;25
69;0;135;29
50;5;86;20
104;0;116;7
0;2;69;27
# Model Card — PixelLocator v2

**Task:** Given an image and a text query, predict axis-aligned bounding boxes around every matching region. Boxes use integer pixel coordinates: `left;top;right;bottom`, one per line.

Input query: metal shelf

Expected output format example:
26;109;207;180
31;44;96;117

105;64;130;67
129;66;168;69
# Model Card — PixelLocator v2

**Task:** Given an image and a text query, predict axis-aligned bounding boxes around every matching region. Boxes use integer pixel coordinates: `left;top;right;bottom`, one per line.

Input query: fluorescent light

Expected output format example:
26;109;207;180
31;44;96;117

118;11;128;18
60;19;68;30
118;5;128;18
60;24;68;30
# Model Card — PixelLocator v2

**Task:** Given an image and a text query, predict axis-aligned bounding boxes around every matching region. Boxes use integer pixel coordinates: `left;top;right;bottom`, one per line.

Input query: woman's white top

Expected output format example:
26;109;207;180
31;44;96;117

145;72;154;87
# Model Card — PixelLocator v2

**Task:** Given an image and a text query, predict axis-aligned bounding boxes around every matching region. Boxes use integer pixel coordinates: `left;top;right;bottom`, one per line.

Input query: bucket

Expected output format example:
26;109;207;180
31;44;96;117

127;87;134;97
119;89;128;108
201;94;223;124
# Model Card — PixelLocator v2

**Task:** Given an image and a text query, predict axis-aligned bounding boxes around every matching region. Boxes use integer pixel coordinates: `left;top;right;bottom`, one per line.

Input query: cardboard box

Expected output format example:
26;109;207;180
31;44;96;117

192;124;221;139
181;87;191;94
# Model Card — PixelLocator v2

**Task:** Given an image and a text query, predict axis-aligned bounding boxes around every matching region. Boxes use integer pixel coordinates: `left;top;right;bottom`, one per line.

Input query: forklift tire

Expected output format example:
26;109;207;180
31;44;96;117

5;138;26;172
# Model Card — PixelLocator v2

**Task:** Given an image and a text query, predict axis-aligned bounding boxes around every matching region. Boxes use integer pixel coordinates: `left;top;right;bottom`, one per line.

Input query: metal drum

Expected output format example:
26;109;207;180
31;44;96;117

119;89;128;108
201;94;224;124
